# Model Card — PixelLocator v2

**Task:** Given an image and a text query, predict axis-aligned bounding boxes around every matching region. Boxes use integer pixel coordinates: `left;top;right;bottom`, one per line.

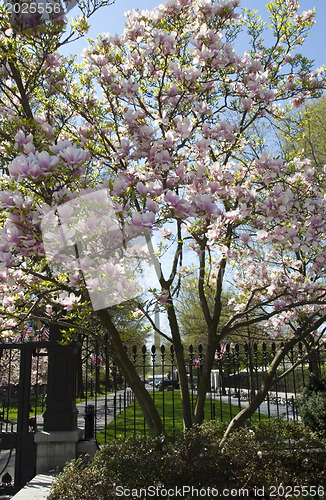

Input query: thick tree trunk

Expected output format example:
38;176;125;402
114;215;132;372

166;301;193;430
308;349;321;378
193;248;227;424
97;309;164;437
174;341;193;429
193;337;217;424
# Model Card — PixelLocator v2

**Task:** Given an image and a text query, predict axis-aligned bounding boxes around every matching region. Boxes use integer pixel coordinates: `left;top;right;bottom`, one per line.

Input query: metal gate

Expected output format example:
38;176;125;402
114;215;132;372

0;342;48;496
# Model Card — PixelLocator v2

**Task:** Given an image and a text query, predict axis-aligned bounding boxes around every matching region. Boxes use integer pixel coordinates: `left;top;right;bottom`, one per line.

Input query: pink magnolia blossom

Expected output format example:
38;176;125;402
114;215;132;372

59;145;89;165
56;292;81;310
239;233;250;245
1;0;326;382
131;211;155;228
291;96;306;108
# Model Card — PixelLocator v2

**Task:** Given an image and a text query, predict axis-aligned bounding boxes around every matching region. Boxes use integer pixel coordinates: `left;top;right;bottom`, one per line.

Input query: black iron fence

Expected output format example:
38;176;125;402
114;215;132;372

0;338;325;493
0;342;48;495
79;340;326;443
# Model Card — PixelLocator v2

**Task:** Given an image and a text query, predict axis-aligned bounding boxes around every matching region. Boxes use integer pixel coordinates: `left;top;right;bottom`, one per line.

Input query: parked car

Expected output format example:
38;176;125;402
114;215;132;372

147;377;162;386
155;378;179;389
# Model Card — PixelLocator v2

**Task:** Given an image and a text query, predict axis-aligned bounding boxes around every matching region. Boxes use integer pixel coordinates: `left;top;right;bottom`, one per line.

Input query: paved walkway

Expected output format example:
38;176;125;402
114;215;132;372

76;388;134;433
10;473;54;500
212;391;298;419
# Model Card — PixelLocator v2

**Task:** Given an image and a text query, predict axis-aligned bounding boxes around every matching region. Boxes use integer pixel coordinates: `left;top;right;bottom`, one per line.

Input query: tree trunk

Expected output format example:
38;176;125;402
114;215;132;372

308;349;321;378
304;338;321;378
166;300;193;430
174;341;193;429
219;335;303;447
193;338;217;424
97;309;164;437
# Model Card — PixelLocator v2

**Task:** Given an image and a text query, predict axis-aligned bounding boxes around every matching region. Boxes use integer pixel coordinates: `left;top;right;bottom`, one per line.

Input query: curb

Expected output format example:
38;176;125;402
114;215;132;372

10;472;54;500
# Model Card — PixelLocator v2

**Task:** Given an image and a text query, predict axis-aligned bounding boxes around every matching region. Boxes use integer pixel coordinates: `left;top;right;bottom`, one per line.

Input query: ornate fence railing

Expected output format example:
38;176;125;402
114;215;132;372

0;337;325;494
0;342;48;495
79;340;326;442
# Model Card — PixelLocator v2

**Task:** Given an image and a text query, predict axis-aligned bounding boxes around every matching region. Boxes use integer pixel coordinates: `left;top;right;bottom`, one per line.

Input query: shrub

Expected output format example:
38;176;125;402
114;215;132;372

296;374;326;436
49;420;326;500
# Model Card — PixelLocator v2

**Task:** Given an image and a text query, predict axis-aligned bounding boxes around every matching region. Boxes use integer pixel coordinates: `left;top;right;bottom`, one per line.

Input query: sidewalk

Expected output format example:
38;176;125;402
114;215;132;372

76;388;134;432
211;390;298;419
9;473;54;500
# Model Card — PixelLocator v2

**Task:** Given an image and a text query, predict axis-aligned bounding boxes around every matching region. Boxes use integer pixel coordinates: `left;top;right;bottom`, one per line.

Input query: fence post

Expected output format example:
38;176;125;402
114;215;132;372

43;325;79;432
15;343;36;490
34;324;83;474
84;405;95;440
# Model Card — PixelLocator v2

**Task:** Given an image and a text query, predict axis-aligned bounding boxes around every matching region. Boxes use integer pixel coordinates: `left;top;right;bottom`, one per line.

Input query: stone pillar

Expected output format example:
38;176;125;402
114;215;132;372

35;325;83;473
34;429;83;474
43;325;79;431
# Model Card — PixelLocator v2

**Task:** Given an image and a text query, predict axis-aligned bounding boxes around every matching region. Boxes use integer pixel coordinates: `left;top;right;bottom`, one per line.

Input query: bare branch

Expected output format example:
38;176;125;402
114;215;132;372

137;304;173;343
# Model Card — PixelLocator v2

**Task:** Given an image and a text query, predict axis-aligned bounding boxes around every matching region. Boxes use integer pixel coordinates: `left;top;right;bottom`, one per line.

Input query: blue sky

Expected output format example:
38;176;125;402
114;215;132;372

62;0;326;70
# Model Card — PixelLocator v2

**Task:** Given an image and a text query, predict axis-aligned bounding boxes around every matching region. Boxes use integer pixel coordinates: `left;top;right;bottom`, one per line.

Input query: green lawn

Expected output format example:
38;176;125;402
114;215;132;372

76;391;100;404
1;391;109;423
97;390;266;444
0;397;46;423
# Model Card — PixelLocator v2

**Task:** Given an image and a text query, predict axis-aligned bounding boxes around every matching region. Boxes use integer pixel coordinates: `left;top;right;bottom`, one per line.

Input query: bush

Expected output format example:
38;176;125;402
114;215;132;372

296;374;326;436
49;420;326;500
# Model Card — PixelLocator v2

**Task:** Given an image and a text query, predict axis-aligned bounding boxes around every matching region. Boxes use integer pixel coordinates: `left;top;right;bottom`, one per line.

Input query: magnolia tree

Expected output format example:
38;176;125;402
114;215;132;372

0;349;48;389
1;0;326;441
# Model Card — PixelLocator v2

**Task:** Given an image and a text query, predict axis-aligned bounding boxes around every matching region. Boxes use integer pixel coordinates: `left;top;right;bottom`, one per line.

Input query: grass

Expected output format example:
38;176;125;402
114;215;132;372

97;390;266;444
76;391;98;404
0;389;114;423
76;388;116;404
0;397;46;423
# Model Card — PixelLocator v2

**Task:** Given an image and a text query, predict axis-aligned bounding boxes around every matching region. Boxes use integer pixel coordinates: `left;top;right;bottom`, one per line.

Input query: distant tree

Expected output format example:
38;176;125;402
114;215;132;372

177;279;251;347
110;304;150;354
280;97;326;169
